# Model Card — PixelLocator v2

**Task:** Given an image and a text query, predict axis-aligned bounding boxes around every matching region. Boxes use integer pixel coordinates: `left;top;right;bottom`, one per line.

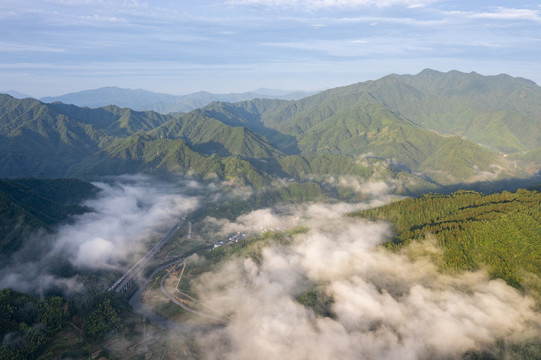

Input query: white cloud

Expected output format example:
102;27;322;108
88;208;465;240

43;0;106;5
0;42;65;53
228;0;437;8
444;7;541;23
0;175;200;294
264;38;433;57
470;7;541;22
204;201;366;236
53;175;199;270
193;217;541;359
336;15;447;26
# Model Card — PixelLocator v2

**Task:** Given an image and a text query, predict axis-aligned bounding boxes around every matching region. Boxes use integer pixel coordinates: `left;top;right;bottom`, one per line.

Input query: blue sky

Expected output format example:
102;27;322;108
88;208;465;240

1;0;540;97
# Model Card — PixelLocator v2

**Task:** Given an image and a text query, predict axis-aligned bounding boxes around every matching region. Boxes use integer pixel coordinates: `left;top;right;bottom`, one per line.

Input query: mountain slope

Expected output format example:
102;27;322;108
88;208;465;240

150;109;285;159
258;69;541;156
0;96;285;182
0;95;111;177
363;69;541;154
69;134;271;187
48;103;171;137
196;99;300;154
0;178;97;255
252;93;505;184
46;100;281;159
352;188;541;292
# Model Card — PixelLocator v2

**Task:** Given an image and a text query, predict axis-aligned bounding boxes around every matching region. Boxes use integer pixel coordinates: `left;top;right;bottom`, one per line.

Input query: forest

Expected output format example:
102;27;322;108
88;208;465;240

0;289;127;360
351;189;541;298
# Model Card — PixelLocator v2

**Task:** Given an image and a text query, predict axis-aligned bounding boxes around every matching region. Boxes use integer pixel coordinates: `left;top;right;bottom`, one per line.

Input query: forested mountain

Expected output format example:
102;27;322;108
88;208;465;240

0;94;419;189
48;103;171;137
70;135;274;188
0;178;97;255
40;86;313;114
0;95;112;177
258;69;541;155
375;69;541;154
149;108;285;159
0;95;176;177
0;289;128;359
2;69;540;189
351;189;541;295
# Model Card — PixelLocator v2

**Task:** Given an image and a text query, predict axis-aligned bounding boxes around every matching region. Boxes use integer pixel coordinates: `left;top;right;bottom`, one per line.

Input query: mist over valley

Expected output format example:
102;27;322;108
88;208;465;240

1;69;540;359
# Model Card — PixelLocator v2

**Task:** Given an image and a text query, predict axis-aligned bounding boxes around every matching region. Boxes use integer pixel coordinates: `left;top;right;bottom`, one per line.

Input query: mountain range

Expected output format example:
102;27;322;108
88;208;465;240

1;69;540;191
39;87;314;114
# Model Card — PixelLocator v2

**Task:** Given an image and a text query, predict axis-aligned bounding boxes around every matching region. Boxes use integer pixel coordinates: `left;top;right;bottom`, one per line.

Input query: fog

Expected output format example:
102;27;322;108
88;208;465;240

192;206;541;359
204;192;398;237
2;172;539;358
53;175;198;269
0;175;199;295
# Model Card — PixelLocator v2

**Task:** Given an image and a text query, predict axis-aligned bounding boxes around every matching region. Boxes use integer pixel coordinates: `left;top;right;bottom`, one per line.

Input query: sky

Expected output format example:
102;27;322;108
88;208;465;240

1;0;540;97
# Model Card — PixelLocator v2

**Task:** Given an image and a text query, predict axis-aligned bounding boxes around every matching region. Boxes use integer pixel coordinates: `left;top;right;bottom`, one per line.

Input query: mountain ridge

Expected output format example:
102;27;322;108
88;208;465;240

1;69;539;188
40;86;315;114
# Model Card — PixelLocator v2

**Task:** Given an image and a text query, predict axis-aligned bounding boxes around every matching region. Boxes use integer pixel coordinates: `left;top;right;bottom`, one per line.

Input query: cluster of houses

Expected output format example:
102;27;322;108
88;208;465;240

211;226;285;250
212;231;249;249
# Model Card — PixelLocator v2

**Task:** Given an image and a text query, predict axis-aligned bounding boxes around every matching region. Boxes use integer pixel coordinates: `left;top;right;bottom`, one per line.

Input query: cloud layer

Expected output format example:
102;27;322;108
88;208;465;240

53;175;199;269
0;175;199;295
228;0;436;8
2;1;541;96
204;194;394;237
193;213;541;359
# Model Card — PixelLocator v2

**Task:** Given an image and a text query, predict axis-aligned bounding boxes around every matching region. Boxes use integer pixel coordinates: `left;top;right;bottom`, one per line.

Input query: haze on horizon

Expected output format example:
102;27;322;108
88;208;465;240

1;0;540;98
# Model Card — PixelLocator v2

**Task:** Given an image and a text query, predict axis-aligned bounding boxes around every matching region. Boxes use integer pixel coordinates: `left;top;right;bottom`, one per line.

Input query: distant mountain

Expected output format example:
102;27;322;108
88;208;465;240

40;87;314;114
2;90;32;99
41;87;178;111
253;88;315;100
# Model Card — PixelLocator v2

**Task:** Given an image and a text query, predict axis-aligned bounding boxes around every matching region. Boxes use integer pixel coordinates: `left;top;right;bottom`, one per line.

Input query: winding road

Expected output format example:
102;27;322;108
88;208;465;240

159;263;228;323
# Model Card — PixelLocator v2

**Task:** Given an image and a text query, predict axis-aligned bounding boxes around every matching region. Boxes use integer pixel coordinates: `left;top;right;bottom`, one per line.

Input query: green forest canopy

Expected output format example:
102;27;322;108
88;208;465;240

351;189;541;295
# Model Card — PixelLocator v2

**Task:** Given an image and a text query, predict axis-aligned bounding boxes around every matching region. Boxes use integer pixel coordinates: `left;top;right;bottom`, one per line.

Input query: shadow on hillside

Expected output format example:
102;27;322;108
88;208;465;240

192;141;232;157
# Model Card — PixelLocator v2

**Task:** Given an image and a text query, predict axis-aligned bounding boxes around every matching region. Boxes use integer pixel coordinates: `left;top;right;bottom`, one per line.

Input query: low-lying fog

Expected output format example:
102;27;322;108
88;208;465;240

191;200;541;360
2;173;539;359
0;174;199;295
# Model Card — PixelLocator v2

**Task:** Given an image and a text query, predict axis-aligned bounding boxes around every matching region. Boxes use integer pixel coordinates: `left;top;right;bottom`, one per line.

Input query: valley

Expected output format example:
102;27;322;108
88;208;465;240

1;69;540;359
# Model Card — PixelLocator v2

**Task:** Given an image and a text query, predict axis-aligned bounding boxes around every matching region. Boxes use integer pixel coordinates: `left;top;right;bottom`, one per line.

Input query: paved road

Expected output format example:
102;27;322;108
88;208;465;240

122;215;227;330
128;258;189;330
159;265;228;323
109;215;186;293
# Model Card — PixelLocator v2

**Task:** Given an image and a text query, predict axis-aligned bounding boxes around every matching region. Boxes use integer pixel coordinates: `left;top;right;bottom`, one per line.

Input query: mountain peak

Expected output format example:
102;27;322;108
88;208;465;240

2;90;33;99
